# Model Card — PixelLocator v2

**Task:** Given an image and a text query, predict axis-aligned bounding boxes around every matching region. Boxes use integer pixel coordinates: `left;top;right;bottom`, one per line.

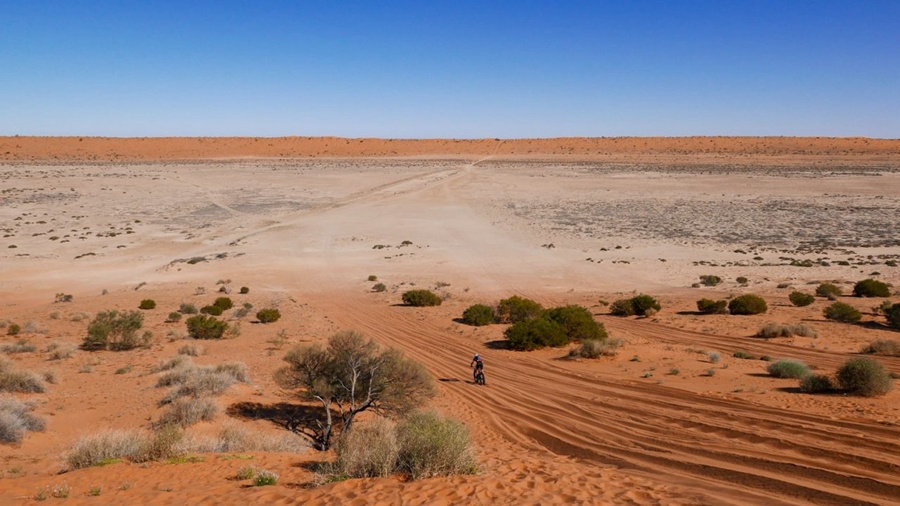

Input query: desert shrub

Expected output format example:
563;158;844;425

155;355;193;373
178;344;204;357
65;429;150;469
157;397;218;427
699;275;722;286
505;317;568;351
254;470;279;486
213;297;234;311
545;305;606;341
733;351;756;360
496;296;543;323
167;312;182;323
46;342;76;360
139;299;156;310
756;323;818;338
766;359;810;379
789;292;815;307
883;303;900;329
225;322;242;339
799;374;835;394
186;315;228;340
239;286;249;294
215;361;249;383
836;358;892;397
7;324;21;336
335;417;399;478
0;361;37;393
256;308;281;323
696;299;727;314
860;339;900;356
0;397;46;443
402;290;442;307
630;295;661;316
728;295;767;315
367;275;378;282
570;338;623;359
609;299;635;317
179;304;198;315
192;423;307;453
736;276;749;284
396;411;476;480
708;352;721;363
161;370;237;404
853;279;890;298
1;340;36;354
84;310;146;351
372;283;387;292
823;302;861;323
200;305;223;316
461;304;495;326
815;283;842;299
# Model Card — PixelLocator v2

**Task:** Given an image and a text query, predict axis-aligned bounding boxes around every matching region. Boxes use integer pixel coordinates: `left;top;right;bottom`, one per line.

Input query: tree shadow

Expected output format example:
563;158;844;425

226;401;342;436
484;340;509;350
676;311;705;316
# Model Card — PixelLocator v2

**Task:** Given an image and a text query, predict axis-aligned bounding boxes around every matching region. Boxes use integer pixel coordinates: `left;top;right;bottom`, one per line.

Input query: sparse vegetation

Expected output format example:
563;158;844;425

253;470;279;486
179;303;198;315
860;339;900;356
630;295;661;316
756;323;818;338
158;397;218;427
256;308;281;323
789;292;815;307
239;286;249;294
836;358;892;397
609;298;635;316
728;295;767;315
178;344;204;357
213;297;234;311
139;299;156;310
699;275;722;286
200;305;223;316
733;351;756;360
496;296;543;323
401;290;442;307
46;341;76;360
736;276;749;284
0;397;46;443
823;302;862;323
185;315;229;340
372;282;387;292
7;324;21;336
461;304;495;326
368;275;378;282
853;278;890;298
396;411;477;480
569;338;623;359
799;374;835;393
767;359;810;379
884;304;900;329
815;283;842;300
1;339;36;354
83;311;147;351
167;312;182;323
696;299;727;314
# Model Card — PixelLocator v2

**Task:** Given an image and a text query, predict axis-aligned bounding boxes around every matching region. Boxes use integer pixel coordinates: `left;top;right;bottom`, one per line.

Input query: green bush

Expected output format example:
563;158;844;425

736;276;749;284
766;359;810;379
396;412;476;480
496;296;542;323
335;417;398;478
239;287;249;294
544;305;606;341
505;318;568;351
728;295;767;315
84;311;146;351
256;309;281;323
402;290;442;307
630;295;661;316
733;351;756;360
853;279;890;298
823;302;861;323
815;283;842;299
167;312;182;323
696;299;727;314
372;282;387;292
253;470;279;486
836;358;892;397
885;304;900;329
179;304;198;315
461;304;494;326
799;374;835;393
213;297;234;311
139;299;156;310
200;305;223;316
788;292;815;307
186;315;229;340
7;324;21;336
699;275;722;286
609;299;635;316
367;275;378;282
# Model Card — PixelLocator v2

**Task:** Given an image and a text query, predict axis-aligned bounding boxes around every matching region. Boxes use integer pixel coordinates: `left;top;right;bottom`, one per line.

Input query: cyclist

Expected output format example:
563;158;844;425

470;353;485;384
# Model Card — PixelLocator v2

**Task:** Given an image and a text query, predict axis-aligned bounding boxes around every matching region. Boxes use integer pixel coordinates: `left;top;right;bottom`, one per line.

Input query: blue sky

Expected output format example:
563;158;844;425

1;1;897;138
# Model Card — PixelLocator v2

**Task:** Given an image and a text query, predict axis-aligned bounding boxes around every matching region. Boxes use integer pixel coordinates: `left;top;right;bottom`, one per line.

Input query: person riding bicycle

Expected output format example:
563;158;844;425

470;353;485;384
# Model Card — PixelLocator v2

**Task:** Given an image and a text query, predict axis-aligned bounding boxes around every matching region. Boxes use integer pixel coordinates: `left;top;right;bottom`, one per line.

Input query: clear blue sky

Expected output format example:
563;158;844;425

1;1;897;138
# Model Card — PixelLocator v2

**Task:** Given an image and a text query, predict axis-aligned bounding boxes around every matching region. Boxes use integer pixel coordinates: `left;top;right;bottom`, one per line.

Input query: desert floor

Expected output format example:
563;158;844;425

1;138;899;505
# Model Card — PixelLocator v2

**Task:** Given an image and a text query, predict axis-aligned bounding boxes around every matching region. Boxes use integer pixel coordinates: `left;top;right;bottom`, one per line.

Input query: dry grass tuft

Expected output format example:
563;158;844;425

756;323;818;338
0;397;46;443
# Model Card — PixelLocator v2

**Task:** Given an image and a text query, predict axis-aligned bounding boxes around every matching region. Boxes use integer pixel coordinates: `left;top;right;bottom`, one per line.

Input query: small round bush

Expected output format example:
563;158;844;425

853;278;890;298
239;286;249;294
256;308;281;323
402;290;442;307
823;302;861;323
200;305;223;316
461;304;494;326
253;470;279;486
139;299;156;310
799;374;835;394
367;275;378;282
788;292;815;307
696;299;727;314
185;315;229;340
545;305;607;341
505;318;568;351
372;282;387;293
728;295;767;315
179;303;198;315
630;295;661;316
213;297;233;311
609;299;635;317
7;324;21;336
497;296;543;323
815;283;842;299
885;304;900;329
699;275;722;286
767;359;810;379
167;312;182;323
836;358;892;397
736;276;749;284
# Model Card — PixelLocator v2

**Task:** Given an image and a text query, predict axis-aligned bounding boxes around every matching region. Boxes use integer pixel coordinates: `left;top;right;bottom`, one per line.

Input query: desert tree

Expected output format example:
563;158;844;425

274;330;433;450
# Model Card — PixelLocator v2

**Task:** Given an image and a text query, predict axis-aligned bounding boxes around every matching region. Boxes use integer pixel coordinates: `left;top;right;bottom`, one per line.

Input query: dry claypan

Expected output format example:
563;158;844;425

1;137;900;505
